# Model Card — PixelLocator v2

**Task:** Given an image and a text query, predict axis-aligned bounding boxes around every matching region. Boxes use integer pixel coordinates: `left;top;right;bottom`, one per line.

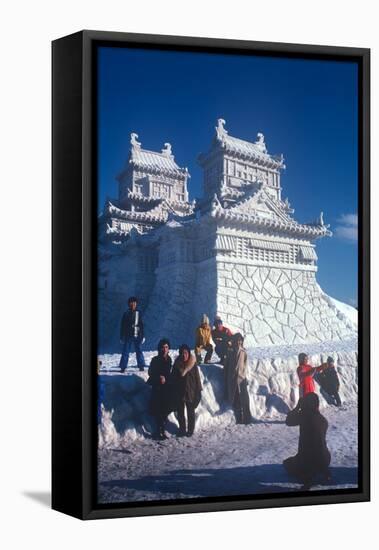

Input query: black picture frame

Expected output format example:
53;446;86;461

52;30;370;520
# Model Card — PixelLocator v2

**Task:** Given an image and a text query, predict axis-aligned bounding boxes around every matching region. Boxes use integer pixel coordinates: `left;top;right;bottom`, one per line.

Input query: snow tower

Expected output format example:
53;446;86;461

98;120;356;351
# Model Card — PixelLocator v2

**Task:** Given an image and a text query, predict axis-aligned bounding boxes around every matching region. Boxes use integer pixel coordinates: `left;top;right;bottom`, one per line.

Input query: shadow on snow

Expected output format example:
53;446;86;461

100;464;358;499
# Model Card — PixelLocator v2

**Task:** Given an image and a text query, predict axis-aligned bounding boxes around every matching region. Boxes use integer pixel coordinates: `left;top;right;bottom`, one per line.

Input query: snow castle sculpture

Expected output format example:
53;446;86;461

98;120;356;351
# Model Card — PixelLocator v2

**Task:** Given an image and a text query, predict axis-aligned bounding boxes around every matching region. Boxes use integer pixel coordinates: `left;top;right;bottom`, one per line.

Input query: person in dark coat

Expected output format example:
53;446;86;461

211;318;233;365
316;356;342;406
171;344;203;437
283;392;331;490
119;296;146;372
147;338;172;440
225;333;252;425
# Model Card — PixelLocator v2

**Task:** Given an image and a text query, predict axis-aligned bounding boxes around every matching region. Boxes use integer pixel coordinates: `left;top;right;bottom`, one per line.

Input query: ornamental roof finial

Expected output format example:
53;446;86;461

130;132;141;149
162;142;173;157
255;132;267;154
216;118;228;140
314;211;329;229
211;193;222;210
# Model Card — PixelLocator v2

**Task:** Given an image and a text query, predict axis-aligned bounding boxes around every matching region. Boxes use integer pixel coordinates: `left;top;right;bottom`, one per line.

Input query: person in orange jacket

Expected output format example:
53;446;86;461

297;353;323;398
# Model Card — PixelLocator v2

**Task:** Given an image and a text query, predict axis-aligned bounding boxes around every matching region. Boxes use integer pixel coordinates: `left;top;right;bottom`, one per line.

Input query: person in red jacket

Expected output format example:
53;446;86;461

212;317;233;365
297;353;322;397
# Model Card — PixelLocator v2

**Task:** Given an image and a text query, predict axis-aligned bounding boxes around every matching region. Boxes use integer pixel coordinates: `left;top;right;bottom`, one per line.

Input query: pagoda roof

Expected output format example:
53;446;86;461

221;134;281;164
103;199;194;225
206;188;332;239
130;147;186;175
199;119;285;170
105;201;166;223
118;133;189;179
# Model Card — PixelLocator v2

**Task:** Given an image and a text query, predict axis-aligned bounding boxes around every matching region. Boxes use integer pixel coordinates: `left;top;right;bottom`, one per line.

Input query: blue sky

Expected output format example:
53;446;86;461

98;46;358;306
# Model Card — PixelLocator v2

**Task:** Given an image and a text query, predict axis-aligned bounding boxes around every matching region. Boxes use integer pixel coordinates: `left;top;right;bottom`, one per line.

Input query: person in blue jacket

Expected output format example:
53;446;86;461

119;296;146;372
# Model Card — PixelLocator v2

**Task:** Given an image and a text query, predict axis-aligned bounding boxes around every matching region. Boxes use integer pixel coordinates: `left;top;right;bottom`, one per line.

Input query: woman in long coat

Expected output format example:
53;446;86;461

225;333;252;425
171;344;202;437
283;392;331;489
147;338;172;440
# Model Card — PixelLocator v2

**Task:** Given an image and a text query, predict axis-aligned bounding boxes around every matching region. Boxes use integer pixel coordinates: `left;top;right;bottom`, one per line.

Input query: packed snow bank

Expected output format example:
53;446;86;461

316;286;358;330
98;344;358;448
328;296;358;327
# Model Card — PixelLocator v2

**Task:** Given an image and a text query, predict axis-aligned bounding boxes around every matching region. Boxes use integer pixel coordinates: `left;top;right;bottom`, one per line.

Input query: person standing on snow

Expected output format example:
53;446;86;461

316;356;342;407
119;296;146;372
195;314;214;364
225;333;252;425
212;317;233;365
297;353;322;398
171;344;202;437
147;338;172;440
283;392;331;490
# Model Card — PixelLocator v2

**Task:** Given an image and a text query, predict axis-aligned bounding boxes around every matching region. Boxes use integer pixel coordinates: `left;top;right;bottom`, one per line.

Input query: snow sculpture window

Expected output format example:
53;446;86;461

298;245;318;263
215;234;294;264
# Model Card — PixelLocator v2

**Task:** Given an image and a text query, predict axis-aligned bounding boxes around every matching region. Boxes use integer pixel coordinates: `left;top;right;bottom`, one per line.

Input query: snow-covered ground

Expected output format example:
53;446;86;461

97;336;358;503
98;297;358;503
98;403;358;503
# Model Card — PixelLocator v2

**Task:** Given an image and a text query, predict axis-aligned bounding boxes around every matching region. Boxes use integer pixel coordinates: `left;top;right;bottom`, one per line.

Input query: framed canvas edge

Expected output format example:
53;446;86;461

53;30;370;520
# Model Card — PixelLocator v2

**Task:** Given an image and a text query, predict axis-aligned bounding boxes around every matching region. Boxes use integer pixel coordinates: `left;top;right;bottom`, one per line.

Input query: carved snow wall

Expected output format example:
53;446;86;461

215;261;355;347
98;229;356;352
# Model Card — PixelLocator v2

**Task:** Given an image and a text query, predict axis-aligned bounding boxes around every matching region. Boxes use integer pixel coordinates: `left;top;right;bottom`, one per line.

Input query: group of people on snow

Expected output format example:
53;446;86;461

111;295;343;488
148;340;202;440
146;328;253;440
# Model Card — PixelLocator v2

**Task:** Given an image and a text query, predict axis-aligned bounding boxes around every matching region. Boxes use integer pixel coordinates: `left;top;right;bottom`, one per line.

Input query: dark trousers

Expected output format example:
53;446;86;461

177;401;196;435
233;380;252;424
321;387;342;407
154;413;167;435
119;337;146;371
196;344;213;364
215;342;228;364
331;391;342;406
